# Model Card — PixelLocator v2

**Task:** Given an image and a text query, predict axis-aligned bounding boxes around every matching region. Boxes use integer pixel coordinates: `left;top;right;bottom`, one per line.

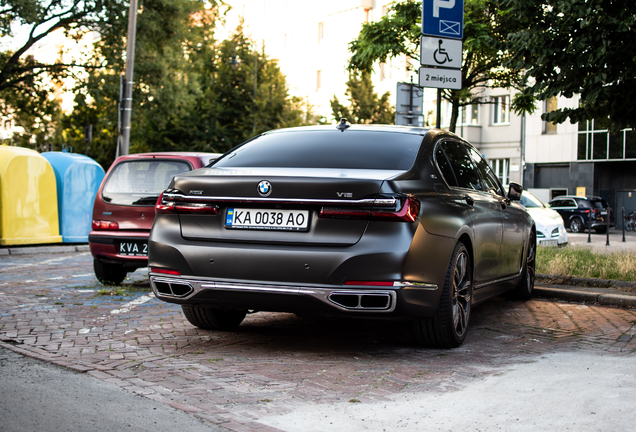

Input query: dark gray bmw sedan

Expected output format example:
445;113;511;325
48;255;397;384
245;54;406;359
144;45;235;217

148;124;536;348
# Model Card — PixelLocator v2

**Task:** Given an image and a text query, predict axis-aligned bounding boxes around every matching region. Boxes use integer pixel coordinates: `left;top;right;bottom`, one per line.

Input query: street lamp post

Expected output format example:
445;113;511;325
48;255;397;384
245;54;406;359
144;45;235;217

119;0;139;156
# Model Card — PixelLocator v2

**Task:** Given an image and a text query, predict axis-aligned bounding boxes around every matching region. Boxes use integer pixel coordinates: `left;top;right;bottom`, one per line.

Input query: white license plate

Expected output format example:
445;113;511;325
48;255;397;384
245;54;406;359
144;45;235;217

118;241;148;256
539;239;558;247
225;208;309;231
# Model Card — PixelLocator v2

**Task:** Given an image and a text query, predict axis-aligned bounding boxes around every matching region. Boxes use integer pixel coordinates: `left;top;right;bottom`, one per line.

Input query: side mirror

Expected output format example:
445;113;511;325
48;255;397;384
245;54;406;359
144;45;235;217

508;182;522;201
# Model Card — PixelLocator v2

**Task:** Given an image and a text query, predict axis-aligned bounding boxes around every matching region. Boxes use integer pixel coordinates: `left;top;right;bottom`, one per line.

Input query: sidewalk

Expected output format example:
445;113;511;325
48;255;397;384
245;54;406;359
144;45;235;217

0;243;90;256
566;228;636;252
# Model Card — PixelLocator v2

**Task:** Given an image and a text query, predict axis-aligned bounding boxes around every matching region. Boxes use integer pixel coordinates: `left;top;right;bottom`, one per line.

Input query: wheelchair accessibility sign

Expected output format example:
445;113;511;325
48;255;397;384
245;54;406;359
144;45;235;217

420;36;462;69
422;0;464;40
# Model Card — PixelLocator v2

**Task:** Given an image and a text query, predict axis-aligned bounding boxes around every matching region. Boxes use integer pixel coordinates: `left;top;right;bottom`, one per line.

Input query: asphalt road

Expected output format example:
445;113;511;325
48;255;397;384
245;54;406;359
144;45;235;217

1;246;635;431
0;346;222;432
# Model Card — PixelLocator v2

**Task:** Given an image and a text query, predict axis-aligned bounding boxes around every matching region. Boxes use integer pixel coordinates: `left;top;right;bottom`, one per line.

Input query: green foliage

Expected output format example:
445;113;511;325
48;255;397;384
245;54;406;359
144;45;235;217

0;0;127;148
66;12;316;168
537;246;636;282
500;0;636;131
348;0;525;132
2;0;316;169
330;71;394;124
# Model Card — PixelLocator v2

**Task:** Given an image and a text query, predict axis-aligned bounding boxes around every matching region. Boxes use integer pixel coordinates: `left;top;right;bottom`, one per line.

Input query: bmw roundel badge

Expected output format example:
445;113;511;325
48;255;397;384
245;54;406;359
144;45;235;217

257;180;272;196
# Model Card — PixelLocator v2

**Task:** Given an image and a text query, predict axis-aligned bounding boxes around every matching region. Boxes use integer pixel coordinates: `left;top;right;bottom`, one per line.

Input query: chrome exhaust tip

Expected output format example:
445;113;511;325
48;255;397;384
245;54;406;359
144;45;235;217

153;280;194;297
328;292;392;310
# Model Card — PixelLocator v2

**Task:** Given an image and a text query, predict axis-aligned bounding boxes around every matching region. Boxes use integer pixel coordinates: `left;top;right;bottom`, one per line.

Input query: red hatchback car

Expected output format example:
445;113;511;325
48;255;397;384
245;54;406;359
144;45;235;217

89;152;220;284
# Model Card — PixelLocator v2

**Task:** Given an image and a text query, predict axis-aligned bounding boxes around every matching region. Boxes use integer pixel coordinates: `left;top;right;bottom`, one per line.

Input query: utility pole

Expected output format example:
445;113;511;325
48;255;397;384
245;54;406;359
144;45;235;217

119;0;139;156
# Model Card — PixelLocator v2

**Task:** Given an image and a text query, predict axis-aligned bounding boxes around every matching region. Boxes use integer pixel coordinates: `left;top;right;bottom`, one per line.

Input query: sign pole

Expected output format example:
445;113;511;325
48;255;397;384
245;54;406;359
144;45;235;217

436;89;442;128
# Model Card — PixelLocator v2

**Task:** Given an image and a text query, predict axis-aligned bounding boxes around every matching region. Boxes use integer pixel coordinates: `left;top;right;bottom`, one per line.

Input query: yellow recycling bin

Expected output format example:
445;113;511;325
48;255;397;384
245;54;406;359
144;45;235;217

0;145;62;245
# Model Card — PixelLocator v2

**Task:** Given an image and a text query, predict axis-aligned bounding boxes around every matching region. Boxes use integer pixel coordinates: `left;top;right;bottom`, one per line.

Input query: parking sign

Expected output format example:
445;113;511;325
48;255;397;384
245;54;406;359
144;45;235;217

422;0;464;40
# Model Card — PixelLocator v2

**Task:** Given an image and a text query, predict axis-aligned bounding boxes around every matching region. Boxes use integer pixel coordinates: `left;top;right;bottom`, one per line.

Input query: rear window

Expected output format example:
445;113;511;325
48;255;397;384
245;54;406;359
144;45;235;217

212;130;422;170
102;160;191;205
590;199;608;209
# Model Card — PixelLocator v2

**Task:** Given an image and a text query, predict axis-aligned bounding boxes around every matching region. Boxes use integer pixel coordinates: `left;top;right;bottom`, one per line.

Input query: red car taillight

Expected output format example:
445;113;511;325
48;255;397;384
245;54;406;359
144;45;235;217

150;267;181;276
320;195;420;222
155;192;219;215
92;220;119;230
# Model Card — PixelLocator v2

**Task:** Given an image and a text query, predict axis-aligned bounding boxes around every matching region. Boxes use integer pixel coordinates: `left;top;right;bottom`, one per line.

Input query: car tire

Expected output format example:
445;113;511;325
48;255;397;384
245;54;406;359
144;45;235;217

507;231;536;300
411;242;472;349
181;305;247;331
93;258;127;285
569;217;584;233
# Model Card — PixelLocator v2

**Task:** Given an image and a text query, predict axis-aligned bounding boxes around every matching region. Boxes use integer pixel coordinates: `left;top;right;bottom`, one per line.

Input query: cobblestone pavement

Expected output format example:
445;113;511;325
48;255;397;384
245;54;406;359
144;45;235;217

1;251;635;431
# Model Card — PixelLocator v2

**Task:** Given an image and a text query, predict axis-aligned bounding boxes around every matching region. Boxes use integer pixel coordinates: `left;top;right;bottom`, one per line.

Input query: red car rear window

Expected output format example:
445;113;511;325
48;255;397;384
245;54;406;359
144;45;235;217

102;160;191;206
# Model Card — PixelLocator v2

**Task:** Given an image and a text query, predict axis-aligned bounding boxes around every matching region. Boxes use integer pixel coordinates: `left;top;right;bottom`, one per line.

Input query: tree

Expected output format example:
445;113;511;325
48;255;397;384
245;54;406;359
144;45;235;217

62;11;316;169
0;0;126;143
348;0;524;132
499;0;636;131
330;71;394;124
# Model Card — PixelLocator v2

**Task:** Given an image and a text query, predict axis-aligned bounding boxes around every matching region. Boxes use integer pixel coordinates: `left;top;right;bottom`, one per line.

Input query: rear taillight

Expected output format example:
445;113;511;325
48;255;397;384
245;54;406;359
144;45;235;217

92;220;119;230
155;192;219;215
150;267;181;276
320;195;420;222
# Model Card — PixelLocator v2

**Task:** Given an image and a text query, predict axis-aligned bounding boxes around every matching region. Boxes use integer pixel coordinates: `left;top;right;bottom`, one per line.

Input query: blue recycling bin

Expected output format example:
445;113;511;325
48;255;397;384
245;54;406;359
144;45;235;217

42;151;105;243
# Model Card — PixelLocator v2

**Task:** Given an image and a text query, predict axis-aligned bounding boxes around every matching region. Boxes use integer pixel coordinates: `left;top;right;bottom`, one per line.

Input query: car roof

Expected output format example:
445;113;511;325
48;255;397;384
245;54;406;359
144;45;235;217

551;195;603;200
113;152;221;161
263;124;431;136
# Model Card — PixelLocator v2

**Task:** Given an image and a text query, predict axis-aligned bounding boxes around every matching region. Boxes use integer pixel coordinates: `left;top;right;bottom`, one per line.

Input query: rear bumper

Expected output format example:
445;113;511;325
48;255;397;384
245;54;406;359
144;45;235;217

89;230;150;268
149;274;439;318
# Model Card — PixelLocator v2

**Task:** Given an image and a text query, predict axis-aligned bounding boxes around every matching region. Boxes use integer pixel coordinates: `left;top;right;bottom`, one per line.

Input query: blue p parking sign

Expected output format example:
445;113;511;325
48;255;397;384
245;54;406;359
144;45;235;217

422;0;464;40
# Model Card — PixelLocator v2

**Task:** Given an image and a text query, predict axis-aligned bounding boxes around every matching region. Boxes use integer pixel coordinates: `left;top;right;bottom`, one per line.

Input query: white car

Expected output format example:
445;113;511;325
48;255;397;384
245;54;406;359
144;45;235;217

521;191;569;247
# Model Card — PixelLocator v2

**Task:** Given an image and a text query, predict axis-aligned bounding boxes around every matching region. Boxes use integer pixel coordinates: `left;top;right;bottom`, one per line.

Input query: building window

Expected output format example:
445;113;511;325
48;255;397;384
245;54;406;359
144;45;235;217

577;118;635;161
316;70;322;92
491;95;510;125
542;97;558;134
460;104;479;125
439;102;479;128
318;22;324;44
489;158;510;186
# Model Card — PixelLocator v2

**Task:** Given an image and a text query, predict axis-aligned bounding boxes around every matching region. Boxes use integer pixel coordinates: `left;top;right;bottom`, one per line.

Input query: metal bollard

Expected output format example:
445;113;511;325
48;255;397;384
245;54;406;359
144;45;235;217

622;207;626;242
587;215;592;243
606;208;610;246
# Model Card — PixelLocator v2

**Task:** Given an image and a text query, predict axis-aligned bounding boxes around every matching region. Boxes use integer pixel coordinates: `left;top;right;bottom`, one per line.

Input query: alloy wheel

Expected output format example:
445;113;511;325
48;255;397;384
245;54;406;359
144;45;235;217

452;251;471;337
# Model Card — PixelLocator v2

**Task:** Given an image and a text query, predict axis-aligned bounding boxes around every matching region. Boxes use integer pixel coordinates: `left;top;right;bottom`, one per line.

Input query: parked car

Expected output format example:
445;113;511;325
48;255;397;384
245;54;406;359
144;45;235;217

89;152;220;285
148;124;536;348
520;191;568;247
548;195;614;233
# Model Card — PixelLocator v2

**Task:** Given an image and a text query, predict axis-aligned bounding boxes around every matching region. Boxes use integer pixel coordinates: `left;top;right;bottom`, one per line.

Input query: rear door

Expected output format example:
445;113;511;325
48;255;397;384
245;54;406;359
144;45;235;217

435;141;502;284
465;146;524;278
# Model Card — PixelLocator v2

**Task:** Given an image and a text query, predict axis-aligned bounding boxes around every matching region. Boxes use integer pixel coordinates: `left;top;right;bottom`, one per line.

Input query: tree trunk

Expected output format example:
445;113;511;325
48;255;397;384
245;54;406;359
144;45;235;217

449;98;460;133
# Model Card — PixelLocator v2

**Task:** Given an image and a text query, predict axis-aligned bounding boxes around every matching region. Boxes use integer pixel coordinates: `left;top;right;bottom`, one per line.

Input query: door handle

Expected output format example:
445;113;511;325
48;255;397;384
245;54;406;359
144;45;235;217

463;195;474;206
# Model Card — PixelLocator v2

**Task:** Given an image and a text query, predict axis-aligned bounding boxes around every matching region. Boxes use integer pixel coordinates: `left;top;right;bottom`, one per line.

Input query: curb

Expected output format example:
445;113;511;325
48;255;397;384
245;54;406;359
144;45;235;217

0;244;90;256
534;286;636;308
537;273;636;290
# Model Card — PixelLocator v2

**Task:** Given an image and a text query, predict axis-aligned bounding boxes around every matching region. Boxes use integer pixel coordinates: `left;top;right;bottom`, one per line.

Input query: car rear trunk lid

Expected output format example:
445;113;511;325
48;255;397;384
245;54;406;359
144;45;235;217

170;168;406;246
